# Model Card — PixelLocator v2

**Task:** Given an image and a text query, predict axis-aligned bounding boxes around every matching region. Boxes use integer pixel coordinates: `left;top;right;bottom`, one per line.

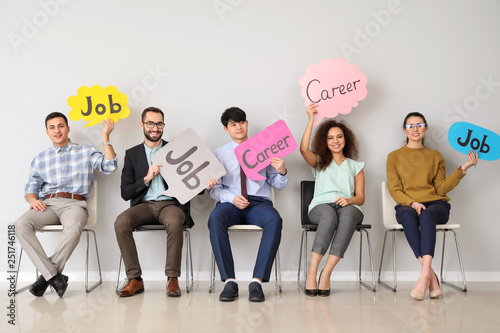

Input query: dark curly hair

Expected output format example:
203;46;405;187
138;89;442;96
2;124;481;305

311;119;359;171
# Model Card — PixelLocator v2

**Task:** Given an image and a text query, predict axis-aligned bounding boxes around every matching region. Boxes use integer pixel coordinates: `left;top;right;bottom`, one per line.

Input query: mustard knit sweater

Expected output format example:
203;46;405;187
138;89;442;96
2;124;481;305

386;145;465;206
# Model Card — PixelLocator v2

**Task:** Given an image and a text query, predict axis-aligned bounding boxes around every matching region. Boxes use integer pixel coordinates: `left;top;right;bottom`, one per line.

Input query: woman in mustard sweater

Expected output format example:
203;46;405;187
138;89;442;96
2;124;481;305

386;112;478;300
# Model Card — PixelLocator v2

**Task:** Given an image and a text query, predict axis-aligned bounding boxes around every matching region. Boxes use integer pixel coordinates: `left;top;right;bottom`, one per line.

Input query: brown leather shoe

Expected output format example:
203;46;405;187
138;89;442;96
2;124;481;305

166;277;181;297
117;279;144;297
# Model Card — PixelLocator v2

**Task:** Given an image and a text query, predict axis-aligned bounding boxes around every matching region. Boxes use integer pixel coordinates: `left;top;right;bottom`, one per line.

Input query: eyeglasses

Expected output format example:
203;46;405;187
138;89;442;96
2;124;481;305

405;123;426;130
144;121;165;129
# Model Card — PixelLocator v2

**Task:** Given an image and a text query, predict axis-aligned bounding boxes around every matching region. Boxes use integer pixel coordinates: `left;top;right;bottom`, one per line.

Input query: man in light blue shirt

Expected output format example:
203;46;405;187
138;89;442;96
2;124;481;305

208;107;289;302
15;112;117;297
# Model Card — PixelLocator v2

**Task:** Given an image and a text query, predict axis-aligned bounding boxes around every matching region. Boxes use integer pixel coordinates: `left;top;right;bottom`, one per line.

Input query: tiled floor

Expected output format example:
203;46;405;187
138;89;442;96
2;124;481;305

1;280;499;332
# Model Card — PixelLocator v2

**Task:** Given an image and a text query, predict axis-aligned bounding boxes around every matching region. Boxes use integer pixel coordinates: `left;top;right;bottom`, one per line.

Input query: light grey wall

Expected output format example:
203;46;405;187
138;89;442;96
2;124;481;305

2;0;499;282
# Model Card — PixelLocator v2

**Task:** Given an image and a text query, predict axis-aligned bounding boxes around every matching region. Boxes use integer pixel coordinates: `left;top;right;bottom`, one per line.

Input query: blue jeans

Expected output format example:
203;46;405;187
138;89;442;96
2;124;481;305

395;200;451;258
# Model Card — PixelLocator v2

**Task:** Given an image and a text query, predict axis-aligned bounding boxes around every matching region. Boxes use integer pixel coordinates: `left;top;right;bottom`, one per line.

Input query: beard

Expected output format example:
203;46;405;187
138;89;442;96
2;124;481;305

144;128;163;142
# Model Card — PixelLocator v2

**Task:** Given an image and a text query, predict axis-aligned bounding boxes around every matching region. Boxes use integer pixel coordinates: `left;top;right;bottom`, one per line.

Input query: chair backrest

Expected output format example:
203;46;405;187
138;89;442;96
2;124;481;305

381;181;399;228
300;181;315;226
85;180;97;229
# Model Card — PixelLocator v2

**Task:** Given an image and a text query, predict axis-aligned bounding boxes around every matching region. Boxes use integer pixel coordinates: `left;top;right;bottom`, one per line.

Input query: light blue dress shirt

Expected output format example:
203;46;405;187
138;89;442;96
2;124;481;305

142;142;172;201
209;141;289;204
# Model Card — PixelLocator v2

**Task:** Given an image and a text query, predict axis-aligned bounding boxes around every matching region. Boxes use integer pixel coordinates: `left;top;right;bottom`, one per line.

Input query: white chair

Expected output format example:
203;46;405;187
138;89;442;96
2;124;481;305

15;182;102;293
378;181;467;292
115;225;194;293
209;189;282;293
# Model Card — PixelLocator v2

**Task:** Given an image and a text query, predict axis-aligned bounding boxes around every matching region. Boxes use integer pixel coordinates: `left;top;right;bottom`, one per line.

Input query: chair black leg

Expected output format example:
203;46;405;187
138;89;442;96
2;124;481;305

358;229;376;292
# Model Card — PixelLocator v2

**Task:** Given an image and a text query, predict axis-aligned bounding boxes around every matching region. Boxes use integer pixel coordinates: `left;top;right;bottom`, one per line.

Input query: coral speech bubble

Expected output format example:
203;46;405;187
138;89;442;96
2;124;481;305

299;58;367;126
234;120;297;181
68;85;130;127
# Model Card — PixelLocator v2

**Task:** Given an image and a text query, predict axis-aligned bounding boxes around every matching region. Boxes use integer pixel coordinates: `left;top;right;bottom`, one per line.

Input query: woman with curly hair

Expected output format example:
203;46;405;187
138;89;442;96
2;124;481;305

300;103;365;296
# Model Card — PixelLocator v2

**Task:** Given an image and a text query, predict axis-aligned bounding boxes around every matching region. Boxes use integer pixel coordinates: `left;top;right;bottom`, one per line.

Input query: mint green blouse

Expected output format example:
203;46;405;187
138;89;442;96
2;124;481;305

308;158;365;213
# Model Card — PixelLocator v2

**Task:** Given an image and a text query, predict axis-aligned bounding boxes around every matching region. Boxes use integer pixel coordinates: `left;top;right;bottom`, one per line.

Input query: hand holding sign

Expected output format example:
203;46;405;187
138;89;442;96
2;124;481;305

461;150;479;171
234;120;297;181
68;85;130;127
448;122;500;161
299;58;367;126
151;128;226;204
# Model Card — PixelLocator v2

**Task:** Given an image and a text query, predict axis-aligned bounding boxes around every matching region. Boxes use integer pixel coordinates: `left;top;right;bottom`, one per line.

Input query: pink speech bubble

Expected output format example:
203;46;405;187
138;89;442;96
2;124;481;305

299;58;367;126
234;120;297;181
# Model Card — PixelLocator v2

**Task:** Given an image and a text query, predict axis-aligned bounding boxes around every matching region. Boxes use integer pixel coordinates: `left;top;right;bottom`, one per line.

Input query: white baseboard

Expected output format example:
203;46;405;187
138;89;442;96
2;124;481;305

5;270;500;283
377;271;500;282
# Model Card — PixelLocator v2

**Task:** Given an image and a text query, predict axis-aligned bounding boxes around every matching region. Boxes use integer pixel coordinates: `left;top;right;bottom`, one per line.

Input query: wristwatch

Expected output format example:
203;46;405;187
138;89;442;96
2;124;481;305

103;141;113;146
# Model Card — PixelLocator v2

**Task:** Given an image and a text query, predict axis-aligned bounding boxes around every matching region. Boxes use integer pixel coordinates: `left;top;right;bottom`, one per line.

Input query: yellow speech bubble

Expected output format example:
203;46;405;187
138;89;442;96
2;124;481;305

68;85;130;127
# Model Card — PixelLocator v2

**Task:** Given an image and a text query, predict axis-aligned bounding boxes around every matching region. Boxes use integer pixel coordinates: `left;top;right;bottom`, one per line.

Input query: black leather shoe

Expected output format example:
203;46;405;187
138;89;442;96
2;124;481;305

248;281;265;302
29;274;68;297
29;275;49;297
219;281;238;302
49;273;69;297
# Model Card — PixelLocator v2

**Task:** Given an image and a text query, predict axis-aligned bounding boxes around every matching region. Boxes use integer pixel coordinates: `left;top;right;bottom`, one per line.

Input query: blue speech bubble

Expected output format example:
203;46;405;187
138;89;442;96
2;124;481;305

448;122;500;161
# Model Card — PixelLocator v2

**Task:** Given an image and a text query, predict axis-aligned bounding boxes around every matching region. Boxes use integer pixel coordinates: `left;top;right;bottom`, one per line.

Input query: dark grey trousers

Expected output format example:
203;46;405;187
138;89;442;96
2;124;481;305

308;203;364;257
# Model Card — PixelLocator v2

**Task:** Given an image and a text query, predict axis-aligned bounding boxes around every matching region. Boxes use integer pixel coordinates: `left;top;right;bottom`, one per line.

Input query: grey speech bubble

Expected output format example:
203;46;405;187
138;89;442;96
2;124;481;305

151;128;226;204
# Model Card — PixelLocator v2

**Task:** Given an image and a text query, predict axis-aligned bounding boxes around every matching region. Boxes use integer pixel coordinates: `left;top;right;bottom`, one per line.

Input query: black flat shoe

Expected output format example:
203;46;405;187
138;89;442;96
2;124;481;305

29;274;68;297
248;281;265;302
219;281;239;302
29;275;49;297
317;269;331;297
49;273;69;298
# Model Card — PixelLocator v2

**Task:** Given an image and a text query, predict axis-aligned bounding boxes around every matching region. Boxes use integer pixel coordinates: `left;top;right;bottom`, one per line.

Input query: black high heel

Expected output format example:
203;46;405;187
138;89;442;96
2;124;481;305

305;288;318;297
305;275;317;297
317;269;331;297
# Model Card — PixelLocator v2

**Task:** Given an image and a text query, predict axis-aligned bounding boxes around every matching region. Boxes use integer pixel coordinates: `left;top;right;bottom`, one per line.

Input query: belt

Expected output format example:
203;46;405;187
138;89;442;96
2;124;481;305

44;192;86;201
